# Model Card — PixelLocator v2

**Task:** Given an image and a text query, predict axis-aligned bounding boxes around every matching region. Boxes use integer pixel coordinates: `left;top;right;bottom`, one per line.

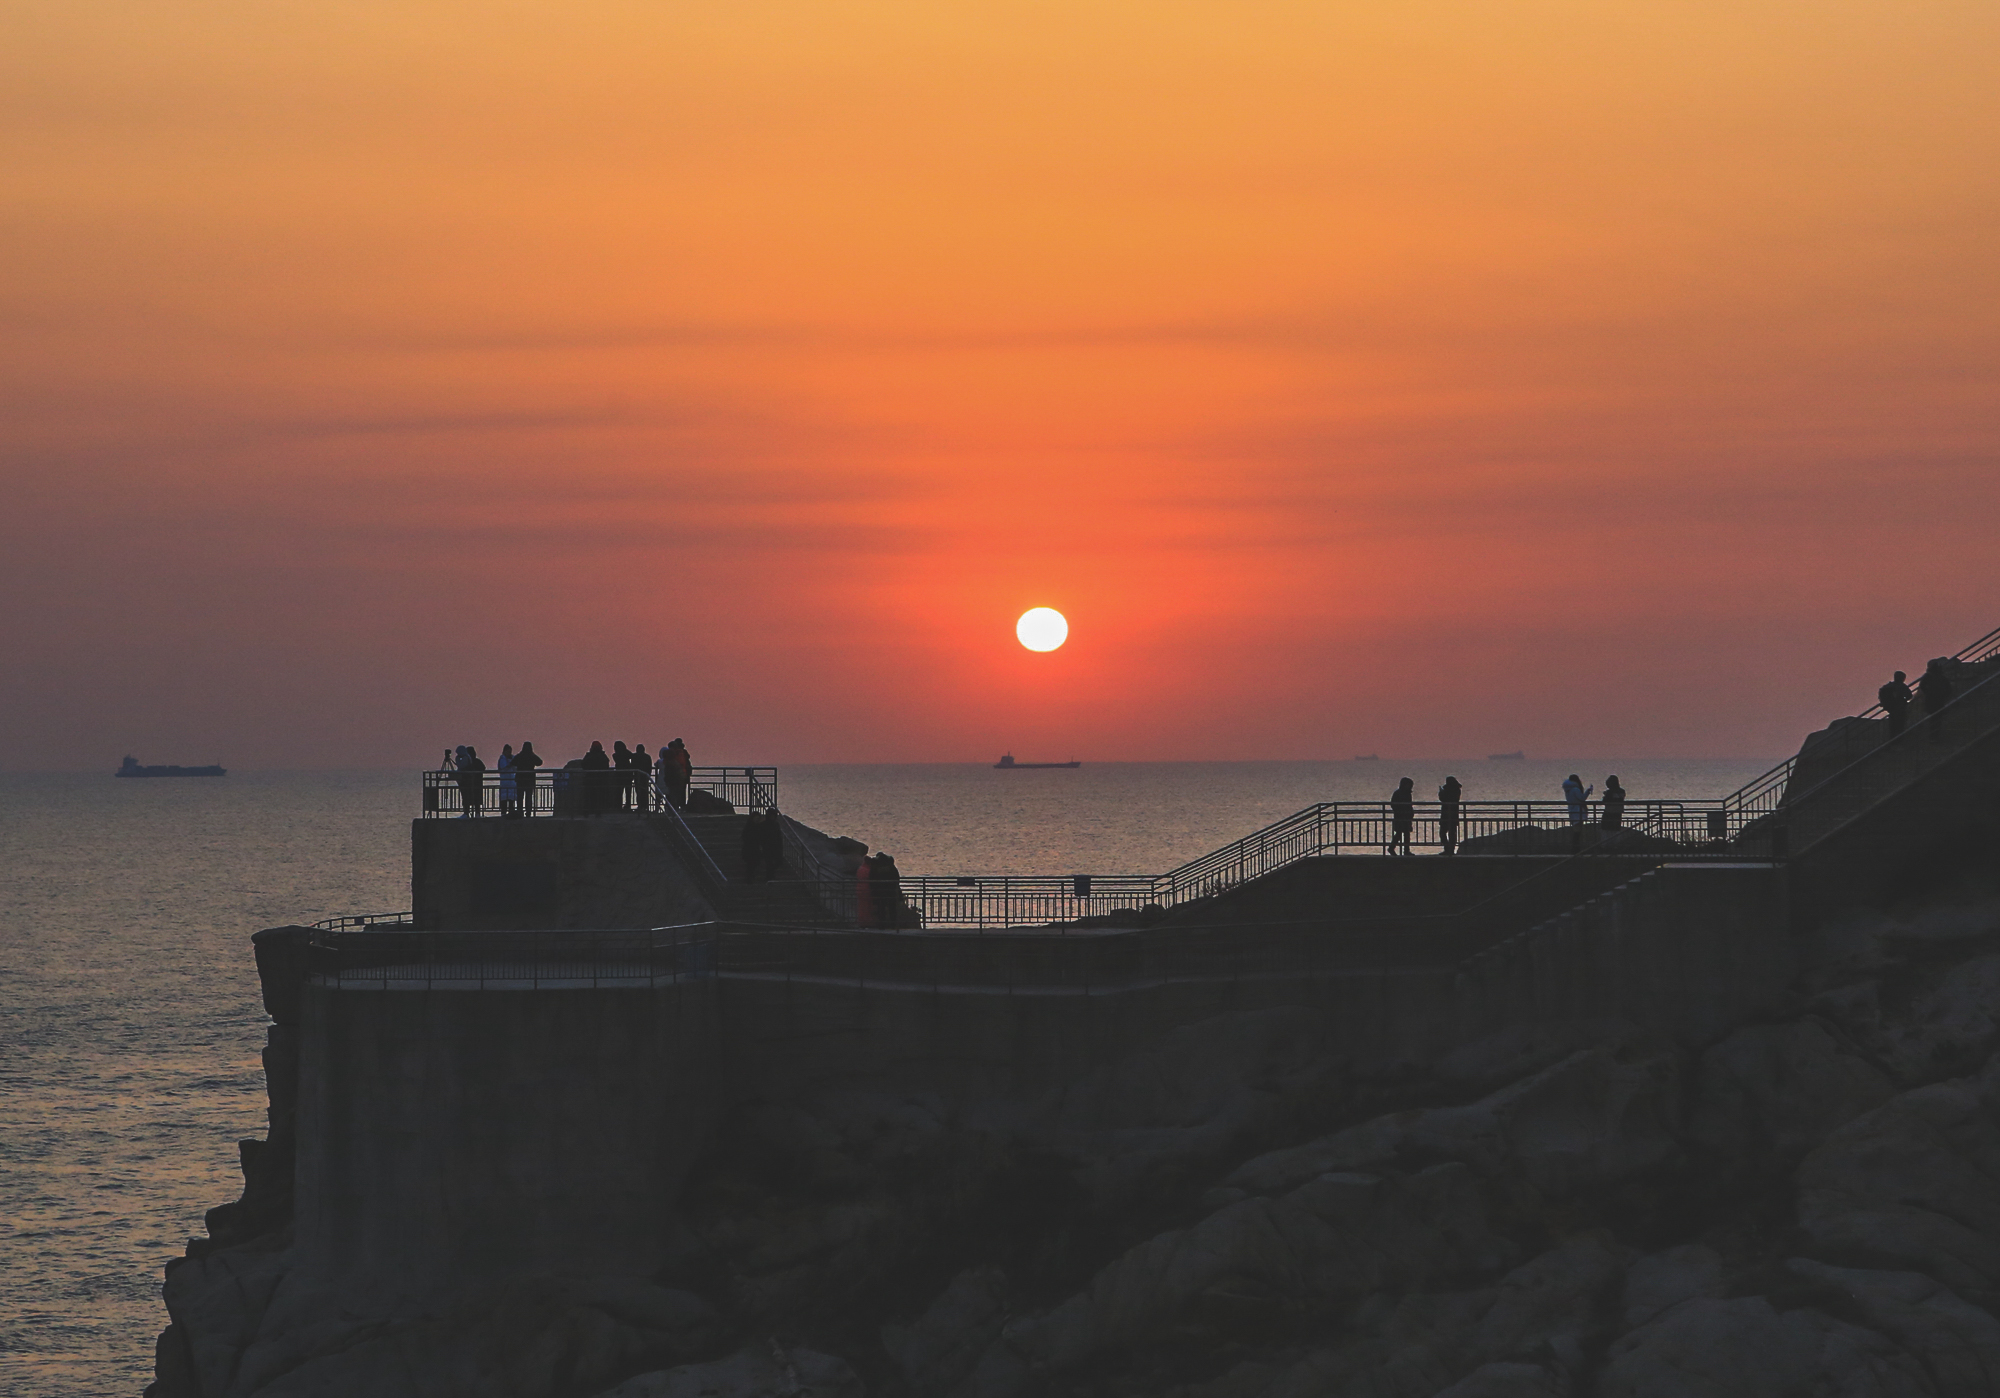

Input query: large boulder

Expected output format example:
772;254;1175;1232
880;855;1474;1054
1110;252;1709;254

595;1342;863;1398
996;1162;1511;1377
1600;1296;1932;1397
1226;1046;1682;1202
1795;1059;2000;1300
1688;1021;1892;1176
159;1235;291;1398
1878;954;2000;1084
1787;1260;2000;1393
1619;1245;1724;1331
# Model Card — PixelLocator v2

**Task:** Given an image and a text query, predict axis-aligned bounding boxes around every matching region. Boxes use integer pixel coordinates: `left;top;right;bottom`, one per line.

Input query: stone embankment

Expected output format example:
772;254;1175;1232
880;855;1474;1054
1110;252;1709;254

153;870;2000;1398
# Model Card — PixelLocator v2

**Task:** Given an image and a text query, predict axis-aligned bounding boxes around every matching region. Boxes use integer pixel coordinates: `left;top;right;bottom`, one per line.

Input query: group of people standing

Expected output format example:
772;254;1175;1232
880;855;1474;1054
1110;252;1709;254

1383;772;1630;856
1878;661;1958;740
440;738;695;816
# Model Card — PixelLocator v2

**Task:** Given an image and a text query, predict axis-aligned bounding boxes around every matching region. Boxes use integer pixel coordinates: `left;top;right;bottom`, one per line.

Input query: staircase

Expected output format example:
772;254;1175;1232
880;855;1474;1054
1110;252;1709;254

671;813;841;926
1780;660;2000;855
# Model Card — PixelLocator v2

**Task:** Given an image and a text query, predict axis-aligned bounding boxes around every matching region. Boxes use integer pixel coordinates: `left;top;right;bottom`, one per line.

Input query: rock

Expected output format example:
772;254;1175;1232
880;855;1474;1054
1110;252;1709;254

1894;897;2000;944
595;1341;863;1398
685;789;736;816
1412;1047;1681;1198
1600;1296;1933;1397
883;1268;1011;1397
1620;1245;1724;1330
1787;1260;2000;1393
159;1234;291;1398
1466;1235;1624;1375
1225;1110;1410;1197
998;1162;1510;1375
228;1272;719;1398
1227;1045;1682;1202
1795;1060;2000;1298
1435;1361;1570;1397
1688;1022;1892;1175
1035;1005;1347;1207
1880;954;2000;1083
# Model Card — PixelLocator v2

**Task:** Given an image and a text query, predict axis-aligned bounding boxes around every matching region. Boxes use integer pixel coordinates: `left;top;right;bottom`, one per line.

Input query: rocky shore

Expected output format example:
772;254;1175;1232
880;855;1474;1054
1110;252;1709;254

151;860;2000;1398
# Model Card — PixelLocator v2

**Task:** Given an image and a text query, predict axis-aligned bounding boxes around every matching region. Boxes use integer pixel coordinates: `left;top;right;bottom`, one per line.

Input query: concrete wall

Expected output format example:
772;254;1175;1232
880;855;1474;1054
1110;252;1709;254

293;977;718;1299
1456;862;1792;1048
412;816;715;931
286;854;1802;1299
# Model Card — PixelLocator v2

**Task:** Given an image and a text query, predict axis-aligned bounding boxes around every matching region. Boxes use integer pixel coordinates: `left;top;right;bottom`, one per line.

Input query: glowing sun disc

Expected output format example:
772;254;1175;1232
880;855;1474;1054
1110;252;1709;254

1016;607;1069;652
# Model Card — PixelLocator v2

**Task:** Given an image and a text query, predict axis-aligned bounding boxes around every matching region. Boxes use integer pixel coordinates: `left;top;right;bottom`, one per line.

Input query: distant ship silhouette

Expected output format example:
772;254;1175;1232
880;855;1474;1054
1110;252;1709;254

1353;753;1380;761
116;755;226;778
994;753;1081;769
1487;750;1526;761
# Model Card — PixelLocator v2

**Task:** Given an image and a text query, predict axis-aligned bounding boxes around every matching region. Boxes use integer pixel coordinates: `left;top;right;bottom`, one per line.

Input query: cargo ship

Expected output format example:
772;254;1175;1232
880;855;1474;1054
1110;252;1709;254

993;754;1081;770
116;756;226;778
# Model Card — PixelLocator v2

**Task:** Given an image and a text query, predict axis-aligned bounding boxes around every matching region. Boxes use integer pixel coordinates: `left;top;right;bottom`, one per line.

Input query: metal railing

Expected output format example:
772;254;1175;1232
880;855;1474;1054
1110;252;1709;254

312;910;415;932
420;765;778;818
1717;625;2000;826
776;800;1755;930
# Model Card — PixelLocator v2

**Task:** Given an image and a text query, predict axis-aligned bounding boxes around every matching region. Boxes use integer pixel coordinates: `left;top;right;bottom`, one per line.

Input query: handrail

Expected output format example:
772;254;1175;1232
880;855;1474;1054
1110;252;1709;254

1718;624;2000;820
654;799;730;893
419;765;778;818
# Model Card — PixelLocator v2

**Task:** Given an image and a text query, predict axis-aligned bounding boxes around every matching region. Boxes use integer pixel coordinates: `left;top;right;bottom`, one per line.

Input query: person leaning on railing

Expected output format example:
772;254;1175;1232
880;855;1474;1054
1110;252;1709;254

456;746;486;817
1387;778;1415;857
1879;671;1914;738
664;738;692;810
1921;659;1955;741
1600;775;1626;830
512;741;543;815
1437;776;1463;856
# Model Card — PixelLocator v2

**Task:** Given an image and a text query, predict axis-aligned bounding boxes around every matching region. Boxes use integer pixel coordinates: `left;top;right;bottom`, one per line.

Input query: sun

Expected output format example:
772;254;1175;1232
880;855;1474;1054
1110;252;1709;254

1016;607;1068;652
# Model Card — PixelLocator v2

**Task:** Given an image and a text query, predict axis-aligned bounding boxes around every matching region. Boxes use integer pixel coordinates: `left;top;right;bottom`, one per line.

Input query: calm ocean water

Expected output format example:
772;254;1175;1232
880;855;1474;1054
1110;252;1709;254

0;757;1772;1395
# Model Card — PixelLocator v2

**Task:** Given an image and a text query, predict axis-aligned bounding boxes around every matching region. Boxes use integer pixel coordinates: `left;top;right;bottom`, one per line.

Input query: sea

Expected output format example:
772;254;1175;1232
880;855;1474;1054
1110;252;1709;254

0;757;1773;1396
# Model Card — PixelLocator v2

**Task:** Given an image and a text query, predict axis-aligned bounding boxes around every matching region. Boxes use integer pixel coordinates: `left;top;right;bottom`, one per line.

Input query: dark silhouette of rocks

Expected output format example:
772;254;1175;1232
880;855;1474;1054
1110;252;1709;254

149;872;2000;1398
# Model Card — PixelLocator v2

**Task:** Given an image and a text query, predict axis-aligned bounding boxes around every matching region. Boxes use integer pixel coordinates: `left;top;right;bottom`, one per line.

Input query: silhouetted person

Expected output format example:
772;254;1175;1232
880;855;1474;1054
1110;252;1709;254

632;745;651;811
1388;778;1415;856
872;853;904;928
665;738;692;810
581;740;612;813
1600;775;1626;830
1437;776;1463;856
514;741;543;815
1920;660;1955;741
456;746;485;816
1562;774;1592;826
762;806;787;878
1879;670;1913;738
853;855;875;926
498;743;518;817
612;742;635;810
740;810;766;882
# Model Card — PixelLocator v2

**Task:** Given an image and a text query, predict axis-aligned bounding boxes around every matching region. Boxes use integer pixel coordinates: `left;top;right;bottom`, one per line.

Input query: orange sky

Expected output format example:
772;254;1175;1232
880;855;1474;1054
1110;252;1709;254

4;2;1997;767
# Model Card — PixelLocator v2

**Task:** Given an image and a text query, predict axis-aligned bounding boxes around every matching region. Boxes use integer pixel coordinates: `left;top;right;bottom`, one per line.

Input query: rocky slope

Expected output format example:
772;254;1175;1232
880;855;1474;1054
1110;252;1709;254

152;874;2000;1398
